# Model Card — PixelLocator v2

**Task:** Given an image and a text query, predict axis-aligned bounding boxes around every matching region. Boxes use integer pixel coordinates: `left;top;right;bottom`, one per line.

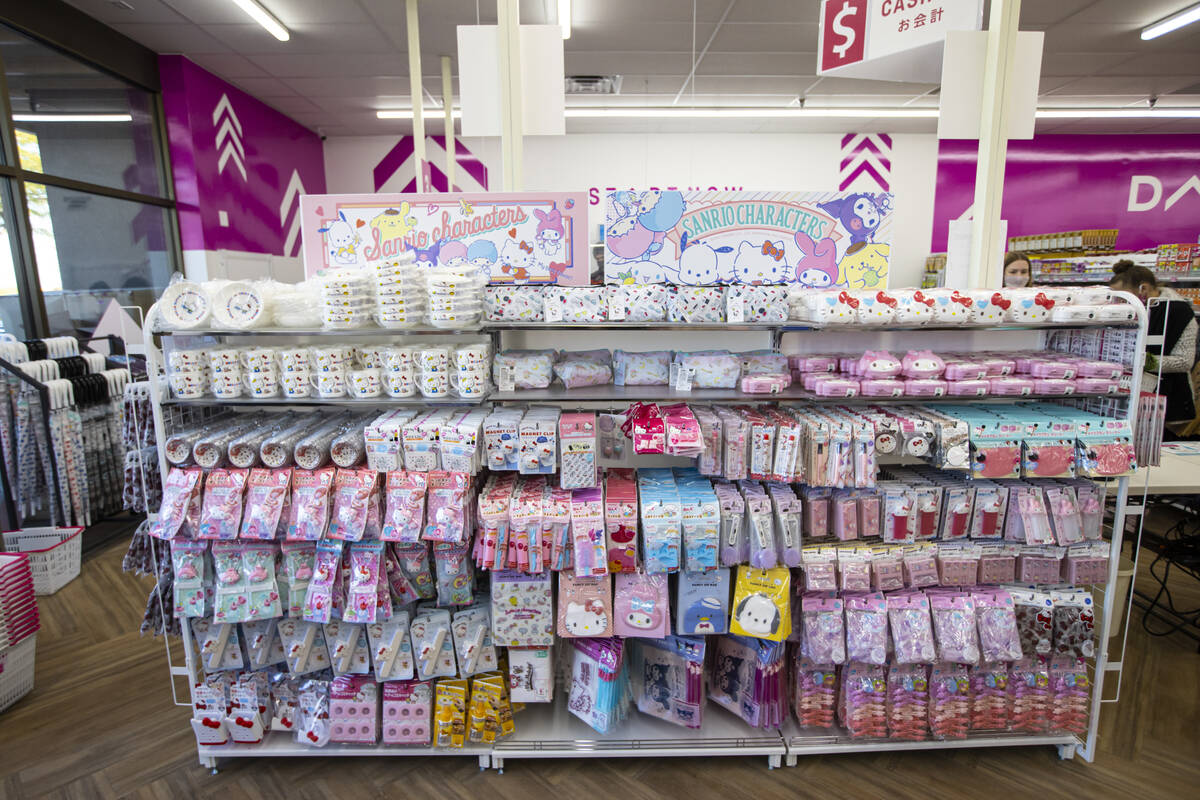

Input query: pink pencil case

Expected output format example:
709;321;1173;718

988;377;1034;396
1034;378;1075;396
1075;377;1119;394
839;356;859;375
802;372;829;391
791;355;837;373
1029;361;1077;379
946;379;989;397
860;378;905;397
943;361;987;381
741;372;792;394
980;357;1015;377
1075;360;1123;379
903;379;947;397
812;377;859;397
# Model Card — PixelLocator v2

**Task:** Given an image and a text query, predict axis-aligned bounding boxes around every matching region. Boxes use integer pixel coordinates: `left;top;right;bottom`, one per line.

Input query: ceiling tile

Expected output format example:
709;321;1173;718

224;76;297;97
727;0;822;24
1019;0;1094;27
570;22;714;52
245;51;407;78
161;0;252;24
697;52;814;75
253;94;322;114
263;0;372;25
565;51;693;76
201;22;399;53
689;76;813;95
709;22;819;51
185;52;271;78
573;0;730;24
804;77;937;96
1072;0;1193;24
1040;52;1135;77
64;0;187;24
110;22;231;52
283;75;410;97
1097;51;1200;76
310;94;411;113
1045;76;1197;95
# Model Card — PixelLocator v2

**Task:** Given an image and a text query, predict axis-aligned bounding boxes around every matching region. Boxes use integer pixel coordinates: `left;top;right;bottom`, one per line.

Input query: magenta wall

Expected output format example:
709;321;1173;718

931;134;1200;252
160;55;326;256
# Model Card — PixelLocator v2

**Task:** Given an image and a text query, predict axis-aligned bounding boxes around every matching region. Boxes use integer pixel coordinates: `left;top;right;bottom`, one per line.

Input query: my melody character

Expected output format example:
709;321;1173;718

499;237;537;281
533;208;565;257
733;593;781;637
624;592;664;631
683;596;725;634
438;239;469;268
793;232;839;288
732;239;786;284
564;600;608;636
467;240;498;276
675;232;733;285
837;243;890;289
857;350;902;378
319;211;362;266
818;193;890;245
645;662;672;712
901;349;945;379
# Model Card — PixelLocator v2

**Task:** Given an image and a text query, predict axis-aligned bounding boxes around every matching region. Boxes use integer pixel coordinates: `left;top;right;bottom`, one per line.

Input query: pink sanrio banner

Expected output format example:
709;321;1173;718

300;192;589;284
603;189;894;288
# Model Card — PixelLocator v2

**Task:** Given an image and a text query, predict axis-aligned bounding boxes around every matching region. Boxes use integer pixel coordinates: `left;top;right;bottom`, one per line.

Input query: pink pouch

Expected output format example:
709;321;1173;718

1013;356;1039;373
1033;379;1075;396
860;378;905;397
980;357;1015;377
1075;378;1119;394
802;372;828;391
988;377;1034;396
946;379;988;397
1030;361;1077;380
741;372;792;394
903;379;948;397
1075;360;1123;379
943;361;987;381
812;377;859;397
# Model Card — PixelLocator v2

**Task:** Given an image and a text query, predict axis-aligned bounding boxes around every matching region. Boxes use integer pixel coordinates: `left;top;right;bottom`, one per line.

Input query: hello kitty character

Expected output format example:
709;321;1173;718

733;239;787;285
968;290;1007;323
319;212;361;266
932;290;974;323
893;289;935;324
901;349;945;379
1006;290;1055;322
499;238;537;281
856;290;898;324
564;601;608;636
857;350;902;378
533;208;565;257
820;290;857;324
675;232;732;285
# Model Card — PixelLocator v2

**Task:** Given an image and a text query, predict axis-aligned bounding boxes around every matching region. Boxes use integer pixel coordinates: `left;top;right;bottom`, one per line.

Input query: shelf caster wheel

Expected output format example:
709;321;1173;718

1057;745;1076;761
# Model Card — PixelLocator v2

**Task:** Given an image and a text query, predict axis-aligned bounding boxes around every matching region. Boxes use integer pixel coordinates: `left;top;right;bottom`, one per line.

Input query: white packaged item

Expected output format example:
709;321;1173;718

211;281;272;330
159;279;212;330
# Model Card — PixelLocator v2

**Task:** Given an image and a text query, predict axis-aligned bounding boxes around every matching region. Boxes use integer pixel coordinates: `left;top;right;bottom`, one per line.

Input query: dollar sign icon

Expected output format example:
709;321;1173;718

831;0;858;58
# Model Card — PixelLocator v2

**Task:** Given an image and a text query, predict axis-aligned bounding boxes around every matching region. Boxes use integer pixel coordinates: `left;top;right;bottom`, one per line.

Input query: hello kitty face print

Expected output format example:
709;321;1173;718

733;240;787;284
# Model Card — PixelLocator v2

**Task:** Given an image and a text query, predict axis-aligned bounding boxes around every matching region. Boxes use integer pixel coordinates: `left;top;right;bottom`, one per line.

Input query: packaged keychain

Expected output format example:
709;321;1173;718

241;468;292;540
327;468;378;541
287;467;336;541
211;542;249;624
343;542;384;624
171;540;209;618
382;471;427;542
244;543;282;620
930;593;980;664
729;566;790;642
198;468;250;540
302;540;344;624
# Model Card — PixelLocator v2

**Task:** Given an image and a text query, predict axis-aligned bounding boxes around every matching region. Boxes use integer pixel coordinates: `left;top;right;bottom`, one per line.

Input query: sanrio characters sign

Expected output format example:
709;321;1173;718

300;191;589;284
603;189;894;287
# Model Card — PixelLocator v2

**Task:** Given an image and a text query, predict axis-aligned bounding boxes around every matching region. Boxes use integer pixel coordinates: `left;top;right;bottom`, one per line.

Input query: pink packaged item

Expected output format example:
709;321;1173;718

812;377;859;397
943;361;987;381
857;350;902;378
622;402;665;455
903;379;948;397
1075;378;1119;395
741;372;792;394
1033;379;1075;396
612;571;670;638
791;355;837;373
901;350;945;379
1029;361;1077;380
946;380;988;397
860;378;905;398
988;377;1034;396
381;681;431;745
1075;360;1123;379
329;676;379;744
979;357;1015;377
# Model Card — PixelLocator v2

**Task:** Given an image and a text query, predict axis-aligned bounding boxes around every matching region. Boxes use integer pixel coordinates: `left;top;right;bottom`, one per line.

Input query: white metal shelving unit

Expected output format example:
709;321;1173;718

138;292;1149;770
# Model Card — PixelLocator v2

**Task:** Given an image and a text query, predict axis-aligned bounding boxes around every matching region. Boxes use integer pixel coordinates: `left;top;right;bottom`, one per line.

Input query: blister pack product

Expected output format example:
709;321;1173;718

286;467;336;541
557;570;614;637
729;566;790;642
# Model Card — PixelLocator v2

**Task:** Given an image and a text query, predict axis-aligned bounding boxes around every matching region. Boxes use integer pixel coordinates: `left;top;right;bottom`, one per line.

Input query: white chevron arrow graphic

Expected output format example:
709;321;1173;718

212;93;246;181
280;169;305;257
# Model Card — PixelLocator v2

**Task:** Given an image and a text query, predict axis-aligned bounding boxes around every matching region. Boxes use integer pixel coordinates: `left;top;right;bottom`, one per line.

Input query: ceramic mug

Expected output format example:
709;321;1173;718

348;368;382;398
449;369;488;398
382;346;416;373
280;370;311;398
417;370;449;398
169;370;206;399
208;348;241;373
168;348;207;372
357;345;388;369
277;347;310;372
244;370;279;398
311;345;347;372
211;373;243;399
383;371;415;397
240;347;276;373
418;346;451;373
310;369;347;398
455;343;490;370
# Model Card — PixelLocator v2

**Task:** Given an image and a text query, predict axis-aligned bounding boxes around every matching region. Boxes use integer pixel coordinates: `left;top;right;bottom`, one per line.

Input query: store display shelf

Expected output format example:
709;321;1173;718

485;320;1136;333
158;327;481;338
1036;271;1200;285
488;384;1130;405
198;732;492;764
490;698;785;766
161;395;485;408
484;321;780;331
778;719;1076;762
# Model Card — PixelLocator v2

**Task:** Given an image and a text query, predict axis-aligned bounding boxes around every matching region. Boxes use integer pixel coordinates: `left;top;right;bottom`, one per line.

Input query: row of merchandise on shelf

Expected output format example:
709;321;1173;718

155;270;1135;332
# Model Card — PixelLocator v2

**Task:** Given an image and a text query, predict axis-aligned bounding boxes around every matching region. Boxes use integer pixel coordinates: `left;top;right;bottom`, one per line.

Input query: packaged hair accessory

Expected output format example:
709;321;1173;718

844;592;888;665
241;468;292;540
886;663;929;741
841;661;887;739
327;468;378;542
729;566;790;642
1009;657;1051;733
974;590;1024;662
930;593;980;664
928;662;969;740
302;540;344;624
382;471;427;543
794;655;838;729
286;467;336;541
887;592;936;664
392;542;436;600
801;593;846;665
343;542;384;624
295;678;332;747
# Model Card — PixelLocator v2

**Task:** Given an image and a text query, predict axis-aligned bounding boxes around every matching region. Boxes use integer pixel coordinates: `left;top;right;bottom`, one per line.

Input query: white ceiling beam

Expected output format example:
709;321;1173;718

672;0;738;105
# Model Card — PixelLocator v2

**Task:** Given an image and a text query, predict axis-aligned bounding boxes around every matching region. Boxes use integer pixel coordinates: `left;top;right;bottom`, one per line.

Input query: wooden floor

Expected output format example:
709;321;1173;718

2;523;1199;800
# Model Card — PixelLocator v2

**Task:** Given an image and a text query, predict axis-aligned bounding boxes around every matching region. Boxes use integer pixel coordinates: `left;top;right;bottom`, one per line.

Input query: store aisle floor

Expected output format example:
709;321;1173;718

1;537;1198;800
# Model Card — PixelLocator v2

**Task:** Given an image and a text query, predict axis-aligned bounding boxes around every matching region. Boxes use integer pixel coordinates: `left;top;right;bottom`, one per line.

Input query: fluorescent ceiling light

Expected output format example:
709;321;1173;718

12;113;132;122
229;0;290;42
1036;107;1200;118
558;0;571;39
377;108;462;119
562;106;939;118
1141;1;1200;39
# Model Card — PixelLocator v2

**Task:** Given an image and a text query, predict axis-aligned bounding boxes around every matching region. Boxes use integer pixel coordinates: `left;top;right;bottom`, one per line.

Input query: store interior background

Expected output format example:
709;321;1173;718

1;0;1199;342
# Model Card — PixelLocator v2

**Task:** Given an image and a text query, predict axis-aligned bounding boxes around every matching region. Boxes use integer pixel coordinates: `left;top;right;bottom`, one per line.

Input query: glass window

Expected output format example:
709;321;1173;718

27;182;172;336
0;179;24;338
0;25;165;197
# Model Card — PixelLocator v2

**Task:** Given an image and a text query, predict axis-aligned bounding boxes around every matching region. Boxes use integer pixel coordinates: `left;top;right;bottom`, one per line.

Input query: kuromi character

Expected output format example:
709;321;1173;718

413;239;442;270
320;212;361;266
733;593;781;637
645;662;672;711
733;239;787;284
563;601;608;636
533;208;565;257
793;232;839;287
819;193;889;245
837;243;890;289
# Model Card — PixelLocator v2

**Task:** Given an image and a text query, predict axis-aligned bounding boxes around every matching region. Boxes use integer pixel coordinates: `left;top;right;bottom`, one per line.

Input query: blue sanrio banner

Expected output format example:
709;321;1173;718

603;189;894;288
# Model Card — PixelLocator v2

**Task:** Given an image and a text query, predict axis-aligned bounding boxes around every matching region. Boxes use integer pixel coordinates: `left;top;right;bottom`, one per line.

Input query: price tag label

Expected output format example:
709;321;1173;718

674;366;695;392
497;365;516;393
726;294;745;323
544;298;564;323
607;293;626;321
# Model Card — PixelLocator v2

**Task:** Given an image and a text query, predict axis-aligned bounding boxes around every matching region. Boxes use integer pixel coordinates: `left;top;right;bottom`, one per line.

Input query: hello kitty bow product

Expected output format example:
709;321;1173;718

893;290;935;324
929;289;974;323
856;291;898;325
1006;290;1056;322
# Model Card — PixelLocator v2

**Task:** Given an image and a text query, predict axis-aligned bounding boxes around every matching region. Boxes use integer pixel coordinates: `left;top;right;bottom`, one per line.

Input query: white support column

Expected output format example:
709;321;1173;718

442;55;457;191
967;0;1021;288
497;0;523;190
406;0;426;180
